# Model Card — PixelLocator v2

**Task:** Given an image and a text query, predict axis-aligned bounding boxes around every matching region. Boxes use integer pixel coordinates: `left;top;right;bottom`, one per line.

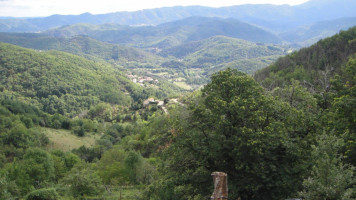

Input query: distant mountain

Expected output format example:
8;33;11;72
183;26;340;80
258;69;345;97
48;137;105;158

280;17;356;46
0;32;162;63
0;0;355;33
43;17;282;49
159;35;287;72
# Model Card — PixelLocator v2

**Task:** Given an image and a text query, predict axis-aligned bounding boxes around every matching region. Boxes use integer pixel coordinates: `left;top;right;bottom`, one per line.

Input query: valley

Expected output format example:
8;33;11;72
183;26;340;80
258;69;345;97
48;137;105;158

0;0;356;199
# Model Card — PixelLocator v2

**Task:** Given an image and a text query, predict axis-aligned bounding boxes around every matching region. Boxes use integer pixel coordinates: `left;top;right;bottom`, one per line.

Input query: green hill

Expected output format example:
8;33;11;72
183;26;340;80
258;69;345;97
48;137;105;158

255;26;356;90
161;36;287;70
0;33;163;64
0;32;288;89
0;42;141;115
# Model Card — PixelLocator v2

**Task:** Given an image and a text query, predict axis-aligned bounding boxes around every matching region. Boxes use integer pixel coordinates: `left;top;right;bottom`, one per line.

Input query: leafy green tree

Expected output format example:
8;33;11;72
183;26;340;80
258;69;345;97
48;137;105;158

7;148;55;195
50;152;67;182
22;149;55;188
6;123;32;148
150;69;309;199
124;151;141;184
63;152;80;170
0;173;17;199
331;57;356;164
97;148;128;185
299;133;355;200
60;162;104;198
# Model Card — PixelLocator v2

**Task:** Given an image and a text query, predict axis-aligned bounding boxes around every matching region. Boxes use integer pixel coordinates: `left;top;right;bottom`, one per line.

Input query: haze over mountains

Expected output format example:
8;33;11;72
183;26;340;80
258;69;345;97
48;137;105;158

0;0;355;32
43;17;283;47
0;0;355;48
0;0;355;89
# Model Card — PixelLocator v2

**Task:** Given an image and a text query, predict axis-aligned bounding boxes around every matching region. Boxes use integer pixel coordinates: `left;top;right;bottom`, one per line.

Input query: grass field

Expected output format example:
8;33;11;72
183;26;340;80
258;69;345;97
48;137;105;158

102;186;144;200
41;128;99;151
174;81;193;90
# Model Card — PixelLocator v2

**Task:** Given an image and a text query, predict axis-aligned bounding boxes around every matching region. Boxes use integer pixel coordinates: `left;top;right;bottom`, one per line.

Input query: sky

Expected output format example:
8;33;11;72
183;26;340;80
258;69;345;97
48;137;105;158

0;0;310;18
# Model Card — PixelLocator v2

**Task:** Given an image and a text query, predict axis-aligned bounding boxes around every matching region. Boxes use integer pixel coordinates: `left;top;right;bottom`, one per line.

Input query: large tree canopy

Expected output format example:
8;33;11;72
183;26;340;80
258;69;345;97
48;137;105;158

148;69;311;200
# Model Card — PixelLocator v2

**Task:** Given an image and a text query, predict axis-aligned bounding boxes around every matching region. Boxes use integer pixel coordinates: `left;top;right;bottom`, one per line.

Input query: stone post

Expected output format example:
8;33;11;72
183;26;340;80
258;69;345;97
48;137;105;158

211;172;228;200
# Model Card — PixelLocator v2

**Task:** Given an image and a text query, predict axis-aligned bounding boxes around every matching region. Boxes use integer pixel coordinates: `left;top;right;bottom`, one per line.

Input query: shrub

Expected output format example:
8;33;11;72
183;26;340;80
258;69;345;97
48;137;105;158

25;188;59;200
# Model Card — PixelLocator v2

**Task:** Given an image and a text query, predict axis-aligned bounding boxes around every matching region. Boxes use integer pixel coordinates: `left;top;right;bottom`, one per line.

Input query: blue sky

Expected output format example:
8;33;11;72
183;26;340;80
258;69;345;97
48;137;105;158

0;0;309;17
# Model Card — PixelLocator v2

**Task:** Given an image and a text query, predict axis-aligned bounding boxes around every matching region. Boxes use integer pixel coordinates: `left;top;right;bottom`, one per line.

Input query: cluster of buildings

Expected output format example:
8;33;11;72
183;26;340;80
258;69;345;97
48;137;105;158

143;98;164;107
127;74;159;85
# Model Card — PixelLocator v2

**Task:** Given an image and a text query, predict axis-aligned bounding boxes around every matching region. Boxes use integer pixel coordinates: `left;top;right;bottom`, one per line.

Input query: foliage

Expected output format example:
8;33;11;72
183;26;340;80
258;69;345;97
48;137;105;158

145;69;311;199
299;133;355;200
330;56;356;164
255;26;356;92
5;148;55;195
60;162;104;198
0;26;288;90
25;188;60;200
0;42;133;116
97;148;156;186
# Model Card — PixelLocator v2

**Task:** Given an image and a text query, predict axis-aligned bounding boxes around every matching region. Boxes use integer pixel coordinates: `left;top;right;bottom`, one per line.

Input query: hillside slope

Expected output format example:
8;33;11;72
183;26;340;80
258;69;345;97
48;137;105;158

255;26;356;91
160;36;288;73
0;32;163;63
0;42;139;115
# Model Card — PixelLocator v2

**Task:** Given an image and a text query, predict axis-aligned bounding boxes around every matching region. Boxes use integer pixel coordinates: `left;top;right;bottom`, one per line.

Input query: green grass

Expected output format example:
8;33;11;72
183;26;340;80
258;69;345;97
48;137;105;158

41;128;99;151
101;186;144;200
174;81;193;90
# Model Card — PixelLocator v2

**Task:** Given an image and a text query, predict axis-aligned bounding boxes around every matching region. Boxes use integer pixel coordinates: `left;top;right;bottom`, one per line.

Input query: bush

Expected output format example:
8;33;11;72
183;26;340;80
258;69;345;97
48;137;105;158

73;126;85;137
25;188;59;200
60;162;104;198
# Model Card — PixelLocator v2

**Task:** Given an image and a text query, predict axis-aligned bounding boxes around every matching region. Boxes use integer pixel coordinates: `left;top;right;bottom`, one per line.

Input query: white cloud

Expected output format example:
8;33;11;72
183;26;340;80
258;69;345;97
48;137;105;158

0;0;309;17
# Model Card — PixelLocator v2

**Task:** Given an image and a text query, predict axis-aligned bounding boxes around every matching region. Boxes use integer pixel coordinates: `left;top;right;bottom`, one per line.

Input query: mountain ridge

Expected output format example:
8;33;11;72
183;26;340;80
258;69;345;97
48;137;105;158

42;17;283;48
0;0;355;33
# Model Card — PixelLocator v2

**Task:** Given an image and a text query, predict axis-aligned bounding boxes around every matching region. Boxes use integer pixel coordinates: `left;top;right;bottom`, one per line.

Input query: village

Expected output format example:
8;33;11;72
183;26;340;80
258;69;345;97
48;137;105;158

126;74;159;86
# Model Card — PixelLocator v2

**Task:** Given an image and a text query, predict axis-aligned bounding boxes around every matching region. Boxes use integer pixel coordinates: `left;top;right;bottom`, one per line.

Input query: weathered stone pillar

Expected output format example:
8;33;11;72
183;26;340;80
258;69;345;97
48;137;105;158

211;172;228;200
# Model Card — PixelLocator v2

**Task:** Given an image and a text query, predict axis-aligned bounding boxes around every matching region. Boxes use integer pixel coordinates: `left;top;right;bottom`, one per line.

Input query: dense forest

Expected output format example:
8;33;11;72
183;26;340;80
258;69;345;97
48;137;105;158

0;25;356;199
0;31;289;89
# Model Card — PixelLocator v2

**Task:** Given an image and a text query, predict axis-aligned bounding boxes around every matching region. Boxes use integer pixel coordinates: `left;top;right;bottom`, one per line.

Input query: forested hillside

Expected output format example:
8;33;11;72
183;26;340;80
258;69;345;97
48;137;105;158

0;33;163;63
0;42;181;116
0;32;289;89
255;26;356;91
160;36;287;73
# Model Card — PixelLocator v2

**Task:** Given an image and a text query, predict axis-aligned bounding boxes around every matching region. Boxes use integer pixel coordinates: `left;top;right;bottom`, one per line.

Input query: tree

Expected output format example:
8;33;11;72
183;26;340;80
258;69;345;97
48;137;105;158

7;148;55;195
60;162;104;198
149;69;308;200
6;124;32;148
331;57;356;164
299;133;355;200
124;151;141;184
